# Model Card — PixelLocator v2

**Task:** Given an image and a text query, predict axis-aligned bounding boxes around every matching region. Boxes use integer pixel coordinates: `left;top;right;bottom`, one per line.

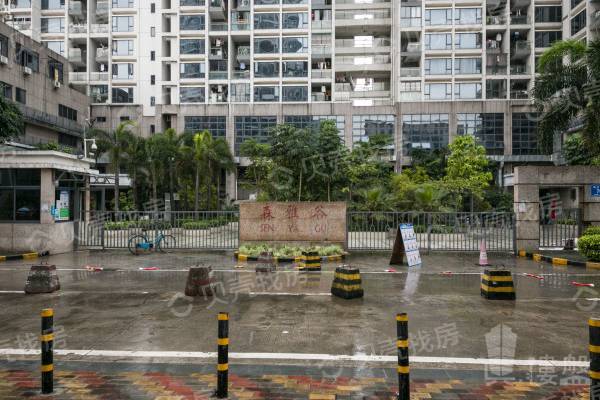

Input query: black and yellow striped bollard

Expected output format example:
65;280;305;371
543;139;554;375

298;251;321;271
41;308;54;394
397;313;409;400
480;270;516;300
216;312;229;399
590;317;600;400
331;265;363;299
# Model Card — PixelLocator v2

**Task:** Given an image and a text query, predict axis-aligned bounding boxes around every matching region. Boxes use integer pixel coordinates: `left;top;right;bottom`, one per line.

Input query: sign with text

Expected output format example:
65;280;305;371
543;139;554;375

390;223;422;267
239;202;347;245
592;184;600;197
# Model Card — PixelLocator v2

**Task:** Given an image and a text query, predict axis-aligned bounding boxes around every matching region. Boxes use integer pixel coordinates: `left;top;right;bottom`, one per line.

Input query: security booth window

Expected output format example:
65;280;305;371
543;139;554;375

0;169;41;222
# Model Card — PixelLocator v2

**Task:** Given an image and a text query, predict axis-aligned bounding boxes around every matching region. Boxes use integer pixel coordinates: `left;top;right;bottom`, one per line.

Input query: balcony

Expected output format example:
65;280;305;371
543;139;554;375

335;10;391;29
336;0;390;4
510;40;530;59
236;46;250;62
68;48;86;65
486;15;506;25
90;24;109;34
510;64;529;75
311;43;331;56
311;20;331;30
510;14;530;25
69;23;87;34
16;103;83;137
96;1;109;18
311;0;332;8
335;55;391;72
209;71;228;80
401;42;421;61
510;0;530;10
211;22;228;31
209;0;226;20
90;72;109;81
334;38;391;54
334;82;391;101
400;67;421;77
69;71;87;82
209;47;227;60
231;21;250;31
68;1;84;17
311;69;332;79
486;54;507;74
311;92;331;102
400;91;421;101
13;21;32;31
510;89;528;99
96;47;109;62
232;70;250;79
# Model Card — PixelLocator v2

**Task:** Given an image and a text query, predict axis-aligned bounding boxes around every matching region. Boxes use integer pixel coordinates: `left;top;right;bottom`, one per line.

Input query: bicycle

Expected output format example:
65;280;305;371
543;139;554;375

128;230;176;255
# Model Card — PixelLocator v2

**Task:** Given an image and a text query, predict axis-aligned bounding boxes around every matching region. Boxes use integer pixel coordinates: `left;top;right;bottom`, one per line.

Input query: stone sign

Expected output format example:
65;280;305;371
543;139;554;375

239;202;347;246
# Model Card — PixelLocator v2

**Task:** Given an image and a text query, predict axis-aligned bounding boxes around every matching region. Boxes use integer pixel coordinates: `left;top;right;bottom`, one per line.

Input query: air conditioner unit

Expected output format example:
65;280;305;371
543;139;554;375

23;66;32;75
217;94;224;102
239;0;249;6
284;87;305;101
0;55;7;65
53;81;61;89
282;38;302;53
256;62;277;77
283;14;300;29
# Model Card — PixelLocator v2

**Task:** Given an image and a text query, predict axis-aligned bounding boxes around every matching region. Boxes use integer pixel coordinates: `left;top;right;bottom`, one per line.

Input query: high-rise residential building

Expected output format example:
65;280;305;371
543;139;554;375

1;0;596;200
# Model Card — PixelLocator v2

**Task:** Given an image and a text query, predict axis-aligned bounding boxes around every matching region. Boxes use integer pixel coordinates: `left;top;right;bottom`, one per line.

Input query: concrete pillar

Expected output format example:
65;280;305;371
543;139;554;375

84;176;91;219
582;184;600;227
40;169;55;225
513;167;540;251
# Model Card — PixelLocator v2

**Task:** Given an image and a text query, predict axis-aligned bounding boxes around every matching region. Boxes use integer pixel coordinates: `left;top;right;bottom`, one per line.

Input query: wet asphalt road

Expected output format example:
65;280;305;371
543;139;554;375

0;250;597;363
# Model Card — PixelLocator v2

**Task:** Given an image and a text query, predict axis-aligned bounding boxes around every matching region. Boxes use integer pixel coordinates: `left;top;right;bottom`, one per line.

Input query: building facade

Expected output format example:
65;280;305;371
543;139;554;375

1;0;597;200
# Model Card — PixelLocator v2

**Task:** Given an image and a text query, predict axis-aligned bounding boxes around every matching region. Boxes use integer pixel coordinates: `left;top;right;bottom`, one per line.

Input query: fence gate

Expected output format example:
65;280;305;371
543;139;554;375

347;211;515;252
78;211;239;250
539;208;581;248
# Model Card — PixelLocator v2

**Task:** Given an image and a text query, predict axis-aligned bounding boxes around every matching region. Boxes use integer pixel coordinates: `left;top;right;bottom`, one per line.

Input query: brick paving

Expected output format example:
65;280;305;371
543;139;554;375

0;369;589;399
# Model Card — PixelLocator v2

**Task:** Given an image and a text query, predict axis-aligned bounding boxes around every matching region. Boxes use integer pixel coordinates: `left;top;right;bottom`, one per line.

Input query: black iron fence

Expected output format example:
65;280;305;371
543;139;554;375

539;208;581;249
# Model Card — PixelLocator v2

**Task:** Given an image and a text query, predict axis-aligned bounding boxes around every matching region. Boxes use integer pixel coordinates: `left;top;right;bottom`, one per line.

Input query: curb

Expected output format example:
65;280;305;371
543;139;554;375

517;249;598;269
0;251;49;262
234;252;345;263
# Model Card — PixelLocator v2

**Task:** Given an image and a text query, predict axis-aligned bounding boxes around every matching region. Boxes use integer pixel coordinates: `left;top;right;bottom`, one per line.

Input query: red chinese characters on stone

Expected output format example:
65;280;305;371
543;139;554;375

260;205;275;233
310;205;328;234
286;205;299;233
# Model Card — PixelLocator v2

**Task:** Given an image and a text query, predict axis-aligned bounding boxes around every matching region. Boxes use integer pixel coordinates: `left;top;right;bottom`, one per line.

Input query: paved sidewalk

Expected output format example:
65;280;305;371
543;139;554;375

0;361;589;400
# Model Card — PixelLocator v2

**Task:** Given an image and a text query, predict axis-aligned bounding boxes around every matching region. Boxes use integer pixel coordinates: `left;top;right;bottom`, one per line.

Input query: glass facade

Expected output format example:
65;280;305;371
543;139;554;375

235;116;277;155
0;169;41;222
184;116;226;137
457;113;504;155
512;113;540;155
352;115;395;153
402;114;449;155
284;115;345;140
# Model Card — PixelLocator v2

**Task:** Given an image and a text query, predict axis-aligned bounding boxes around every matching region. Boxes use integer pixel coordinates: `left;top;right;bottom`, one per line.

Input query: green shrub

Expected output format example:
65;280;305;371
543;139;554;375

238;243;344;258
579;234;600;261
582;226;600;237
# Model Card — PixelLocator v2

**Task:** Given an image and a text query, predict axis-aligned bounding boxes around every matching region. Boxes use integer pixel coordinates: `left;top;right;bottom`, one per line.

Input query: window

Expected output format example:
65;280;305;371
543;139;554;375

455;58;481;74
180;15;205;30
96;116;107;123
457;113;504;155
402;114;449;155
254;13;280;29
150;96;155;106
15;44;39;72
41;18;65;33
150;51;155;60
425;33;452;50
180;39;205;54
424;83;452;100
44;41;65;56
234;116;277;155
0;82;12;100
455;8;481;24
112;63;134;80
425;58;452;75
456;33;481;49
112;40;134;56
535;6;561;23
254;37;279;54
151;27;156;37
455;82;482;99
180;62;205;78
150;3;155;12
0;169;41;222
184;116;226;137
58;104;77;121
282;86;308;102
47;58;64;83
535;31;562;48
150;124;155;134
15;88;26;104
120;116;130;122
42;0;65;9
284;115;345;140
282;61;308;77
150;75;155;85
230;83;251;102
401;7;421;27
512;113;539;155
112;16;134;32
0;34;9;58
254;86;279;102
571;11;586;35
486;79;506;99
352;115;395;155
90;85;109;103
425;9;452;25
254;62;279;78
112;0;134;7
180;86;205;103
282;37;308;53
112;87;134;103
282;12;308;29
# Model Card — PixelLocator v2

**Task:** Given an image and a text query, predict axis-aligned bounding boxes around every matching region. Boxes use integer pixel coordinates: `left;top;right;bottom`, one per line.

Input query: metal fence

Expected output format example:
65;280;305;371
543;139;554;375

78;211;239;250
347;212;515;252
539;208;581;249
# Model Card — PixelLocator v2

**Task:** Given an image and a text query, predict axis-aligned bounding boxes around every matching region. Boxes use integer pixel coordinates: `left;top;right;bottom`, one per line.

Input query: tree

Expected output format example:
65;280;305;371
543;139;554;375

410;147;449;181
95;121;136;212
123;134;147;210
346;135;393;205
145;133;166;211
314;120;349;201
444;135;493;211
239;139;272;199
533;39;600;154
0;88;24;141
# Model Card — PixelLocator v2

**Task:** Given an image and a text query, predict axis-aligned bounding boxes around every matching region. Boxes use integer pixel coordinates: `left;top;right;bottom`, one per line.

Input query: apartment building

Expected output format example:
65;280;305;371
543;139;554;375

1;0;596;200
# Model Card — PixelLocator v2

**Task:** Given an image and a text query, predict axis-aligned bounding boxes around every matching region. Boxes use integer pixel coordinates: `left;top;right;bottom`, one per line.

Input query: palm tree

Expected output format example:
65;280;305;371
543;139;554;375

210;137;235;209
124;135;147;210
533;39;600;154
95;121;136;212
146;133;167;212
162;128;183;211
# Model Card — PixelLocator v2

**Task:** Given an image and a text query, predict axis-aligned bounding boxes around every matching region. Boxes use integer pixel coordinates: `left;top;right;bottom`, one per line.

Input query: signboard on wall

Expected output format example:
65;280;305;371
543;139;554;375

239;202;346;245
592;185;600;197
54;190;70;221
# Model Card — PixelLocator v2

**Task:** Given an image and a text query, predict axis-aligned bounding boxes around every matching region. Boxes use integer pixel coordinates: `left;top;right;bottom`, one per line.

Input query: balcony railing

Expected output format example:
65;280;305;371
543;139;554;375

211;22;228;31
91;24;109;33
16;103;83;136
400;67;421;77
69;23;87;33
209;71;228;79
486;15;506;24
311;20;331;29
336;0;389;3
510;64;529;74
510;15;530;24
335;10;391;21
69;71;87;81
231;21;250;30
232;70;250;79
90;72;109;81
335;38;391;48
311;69;331;79
311;43;331;55
510;89;528;99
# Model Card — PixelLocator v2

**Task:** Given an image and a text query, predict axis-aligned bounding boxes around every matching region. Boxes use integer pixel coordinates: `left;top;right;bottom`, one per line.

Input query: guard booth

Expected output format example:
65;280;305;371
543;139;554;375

0;148;94;254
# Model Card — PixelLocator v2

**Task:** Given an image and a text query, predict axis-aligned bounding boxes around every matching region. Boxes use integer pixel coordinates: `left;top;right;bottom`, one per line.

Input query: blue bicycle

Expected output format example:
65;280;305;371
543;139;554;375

128;230;176;255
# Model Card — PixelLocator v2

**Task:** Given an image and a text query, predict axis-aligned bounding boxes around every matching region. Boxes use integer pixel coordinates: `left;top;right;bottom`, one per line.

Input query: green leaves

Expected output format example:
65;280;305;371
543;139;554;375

0;89;24;141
